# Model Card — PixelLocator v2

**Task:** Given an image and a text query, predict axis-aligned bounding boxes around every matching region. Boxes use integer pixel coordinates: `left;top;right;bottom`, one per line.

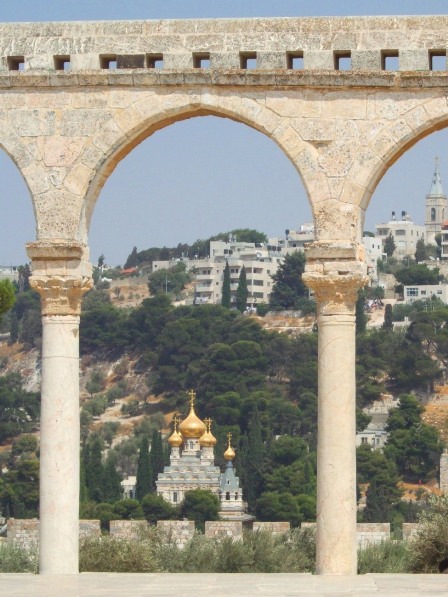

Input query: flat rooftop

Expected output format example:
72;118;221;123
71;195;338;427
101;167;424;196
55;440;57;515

1;573;448;597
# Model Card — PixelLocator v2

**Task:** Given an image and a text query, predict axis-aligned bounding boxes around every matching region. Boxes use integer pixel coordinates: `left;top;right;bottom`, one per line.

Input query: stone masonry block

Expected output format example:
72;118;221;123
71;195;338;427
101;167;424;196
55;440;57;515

304;51;334;70
157;520;195;548
253;522;290;534
109;520;149;540
205;521;243;540
352;51;381;71
402;523;422;541
257;52;286;69
400;49;430;72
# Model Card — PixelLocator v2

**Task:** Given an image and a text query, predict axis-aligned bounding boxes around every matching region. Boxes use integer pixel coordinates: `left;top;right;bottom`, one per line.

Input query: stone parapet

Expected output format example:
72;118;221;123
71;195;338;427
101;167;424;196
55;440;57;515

205;521;243;540
253;522;290;535
109;520;148;540
157;520;195;548
7;519;100;550
402;523;422;541
300;522;390;548
0;16;448;76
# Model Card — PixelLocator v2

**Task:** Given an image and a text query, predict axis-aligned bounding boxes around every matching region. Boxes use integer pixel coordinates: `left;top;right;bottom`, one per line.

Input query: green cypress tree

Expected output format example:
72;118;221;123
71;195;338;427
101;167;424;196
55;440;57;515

221;261;231;308
135;436;152;501
240;408;264;511
355;289;368;335
9;311;19;344
150;430;165;491
384;233;396;258
101;452;123;503
236;265;248;312
79;449;89;506
382;304;393;331
85;437;105;503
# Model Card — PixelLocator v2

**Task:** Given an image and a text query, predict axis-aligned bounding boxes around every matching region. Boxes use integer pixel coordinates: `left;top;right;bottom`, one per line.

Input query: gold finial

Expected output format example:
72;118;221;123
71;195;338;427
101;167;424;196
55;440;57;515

168;414;183;447
173;415;180;431
188;389;196;408
224;432;236;461
205;418;212;431
199;417;217;447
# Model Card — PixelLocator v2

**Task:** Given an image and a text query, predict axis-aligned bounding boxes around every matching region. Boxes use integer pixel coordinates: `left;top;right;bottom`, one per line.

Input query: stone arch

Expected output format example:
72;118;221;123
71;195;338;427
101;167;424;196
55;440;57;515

344;96;448;216
78;90;314;242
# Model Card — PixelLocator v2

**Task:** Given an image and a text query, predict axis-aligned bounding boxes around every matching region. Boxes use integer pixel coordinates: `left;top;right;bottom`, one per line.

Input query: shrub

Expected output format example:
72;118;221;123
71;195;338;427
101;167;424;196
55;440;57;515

79;536;160;573
408;494;448;573
357;540;410;573
0;543;38;573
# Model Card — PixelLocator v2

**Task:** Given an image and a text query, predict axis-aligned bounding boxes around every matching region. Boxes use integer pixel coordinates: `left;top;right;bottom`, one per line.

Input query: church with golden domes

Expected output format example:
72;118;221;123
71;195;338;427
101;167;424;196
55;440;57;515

156;390;251;521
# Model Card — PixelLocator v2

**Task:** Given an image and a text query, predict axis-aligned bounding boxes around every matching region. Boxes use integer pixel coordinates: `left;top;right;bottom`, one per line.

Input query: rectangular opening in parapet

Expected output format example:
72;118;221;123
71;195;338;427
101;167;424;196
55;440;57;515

429;51;447;71
381;51;399;71
7;56;25;71
193;53;211;68
334;51;352;71
54;56;71;71
100;55;118;69
240;52;257;69
146;54;164;69
286;52;304;69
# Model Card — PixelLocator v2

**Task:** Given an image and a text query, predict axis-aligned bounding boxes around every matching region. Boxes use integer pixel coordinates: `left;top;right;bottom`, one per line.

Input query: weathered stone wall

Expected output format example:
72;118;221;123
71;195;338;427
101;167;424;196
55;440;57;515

157;520;195;548
109;520;148;540
0;17;447;73
300;522;390;548
7;518;100;549
402;523;422;541
253;521;290;535
205;521;243;540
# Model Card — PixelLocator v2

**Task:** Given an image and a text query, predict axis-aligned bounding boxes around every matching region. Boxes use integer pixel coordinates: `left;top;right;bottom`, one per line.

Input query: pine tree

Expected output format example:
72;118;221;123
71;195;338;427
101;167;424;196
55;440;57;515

236;266;248;312
150;430;165;491
415;237;427;262
135;436;153;501
221;261;231;308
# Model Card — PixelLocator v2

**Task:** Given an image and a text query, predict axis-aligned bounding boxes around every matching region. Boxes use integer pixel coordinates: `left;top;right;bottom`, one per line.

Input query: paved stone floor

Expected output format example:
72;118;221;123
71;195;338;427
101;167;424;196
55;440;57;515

1;573;448;597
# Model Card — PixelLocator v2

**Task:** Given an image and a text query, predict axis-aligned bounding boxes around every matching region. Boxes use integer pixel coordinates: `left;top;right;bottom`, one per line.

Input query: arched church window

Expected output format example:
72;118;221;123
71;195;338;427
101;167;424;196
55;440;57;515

431;207;436;222
173;492;178;503
235;492;238;500
226;492;230;501
129;490;133;499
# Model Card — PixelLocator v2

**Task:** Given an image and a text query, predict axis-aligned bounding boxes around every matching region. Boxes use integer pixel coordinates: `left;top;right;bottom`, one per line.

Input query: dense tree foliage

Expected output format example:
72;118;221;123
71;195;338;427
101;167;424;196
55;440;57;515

0;279;15;320
0;373;40;443
180;489;220;531
269;251;309;311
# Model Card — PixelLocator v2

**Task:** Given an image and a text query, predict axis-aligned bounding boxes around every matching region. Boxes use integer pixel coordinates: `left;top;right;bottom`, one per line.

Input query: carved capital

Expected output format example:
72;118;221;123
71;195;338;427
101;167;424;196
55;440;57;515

303;272;368;316
30;276;93;316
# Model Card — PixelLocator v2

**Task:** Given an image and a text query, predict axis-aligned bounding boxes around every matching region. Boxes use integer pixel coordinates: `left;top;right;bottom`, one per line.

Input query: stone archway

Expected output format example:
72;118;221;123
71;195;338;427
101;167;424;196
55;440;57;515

0;13;444;576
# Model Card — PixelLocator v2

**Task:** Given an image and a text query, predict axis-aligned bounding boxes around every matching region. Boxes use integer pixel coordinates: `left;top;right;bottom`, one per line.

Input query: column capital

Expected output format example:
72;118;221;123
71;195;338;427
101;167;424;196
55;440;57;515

30;276;92;316
303;241;368;316
26;240;92;316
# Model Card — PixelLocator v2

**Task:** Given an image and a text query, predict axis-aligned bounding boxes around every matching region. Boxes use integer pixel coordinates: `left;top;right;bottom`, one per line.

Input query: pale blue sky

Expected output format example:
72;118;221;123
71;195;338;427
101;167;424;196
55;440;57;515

1;1;448;265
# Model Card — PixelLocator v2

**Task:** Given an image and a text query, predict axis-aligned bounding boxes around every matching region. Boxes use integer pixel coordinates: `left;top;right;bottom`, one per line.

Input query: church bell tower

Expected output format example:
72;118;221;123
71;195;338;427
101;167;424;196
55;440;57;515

425;157;447;245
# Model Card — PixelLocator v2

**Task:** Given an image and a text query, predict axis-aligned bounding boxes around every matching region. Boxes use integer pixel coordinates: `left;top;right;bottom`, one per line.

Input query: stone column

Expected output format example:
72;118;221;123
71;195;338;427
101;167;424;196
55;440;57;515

26;241;92;575
303;242;367;575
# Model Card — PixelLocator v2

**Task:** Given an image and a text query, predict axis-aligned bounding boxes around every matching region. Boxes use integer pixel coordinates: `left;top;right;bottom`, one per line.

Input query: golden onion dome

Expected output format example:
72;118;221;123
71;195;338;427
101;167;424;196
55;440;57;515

199;418;217;447
178;390;206;439
224;432;236;461
168;416;183;447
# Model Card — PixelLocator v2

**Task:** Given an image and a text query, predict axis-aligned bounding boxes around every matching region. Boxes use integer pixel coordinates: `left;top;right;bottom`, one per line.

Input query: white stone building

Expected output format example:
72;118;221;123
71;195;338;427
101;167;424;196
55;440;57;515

403;283;448;304
375;212;426;260
156;391;251;521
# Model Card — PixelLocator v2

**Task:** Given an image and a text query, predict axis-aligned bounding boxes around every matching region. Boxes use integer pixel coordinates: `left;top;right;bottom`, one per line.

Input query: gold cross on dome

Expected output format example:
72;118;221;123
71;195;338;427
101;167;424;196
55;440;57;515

188;389;196;408
205;418;212;431
227;432;232;446
173;415;180;431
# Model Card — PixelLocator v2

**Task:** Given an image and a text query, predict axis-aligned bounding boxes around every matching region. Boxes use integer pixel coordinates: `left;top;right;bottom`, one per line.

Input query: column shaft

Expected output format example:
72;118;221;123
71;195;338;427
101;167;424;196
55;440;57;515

39;315;80;574
316;313;357;575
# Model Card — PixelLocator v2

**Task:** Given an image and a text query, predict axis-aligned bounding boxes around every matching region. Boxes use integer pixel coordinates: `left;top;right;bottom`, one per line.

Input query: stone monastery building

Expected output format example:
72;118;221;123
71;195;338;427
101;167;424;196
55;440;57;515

156;390;251;521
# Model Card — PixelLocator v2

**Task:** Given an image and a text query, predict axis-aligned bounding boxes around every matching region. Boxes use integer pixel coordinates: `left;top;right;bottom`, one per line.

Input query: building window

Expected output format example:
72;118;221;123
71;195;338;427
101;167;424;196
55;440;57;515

235;492;238;500
146;54;164;68
361;437;368;445
378;228;389;236
381;50;399;71
431;207;436;222
406;288;419;297
100;55;118;69
395;230;405;236
7;56;25;71
193;52;210;68
173;492;178;503
429;50;447;71
334;51;351;70
226;492;230;500
240;52;257;69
